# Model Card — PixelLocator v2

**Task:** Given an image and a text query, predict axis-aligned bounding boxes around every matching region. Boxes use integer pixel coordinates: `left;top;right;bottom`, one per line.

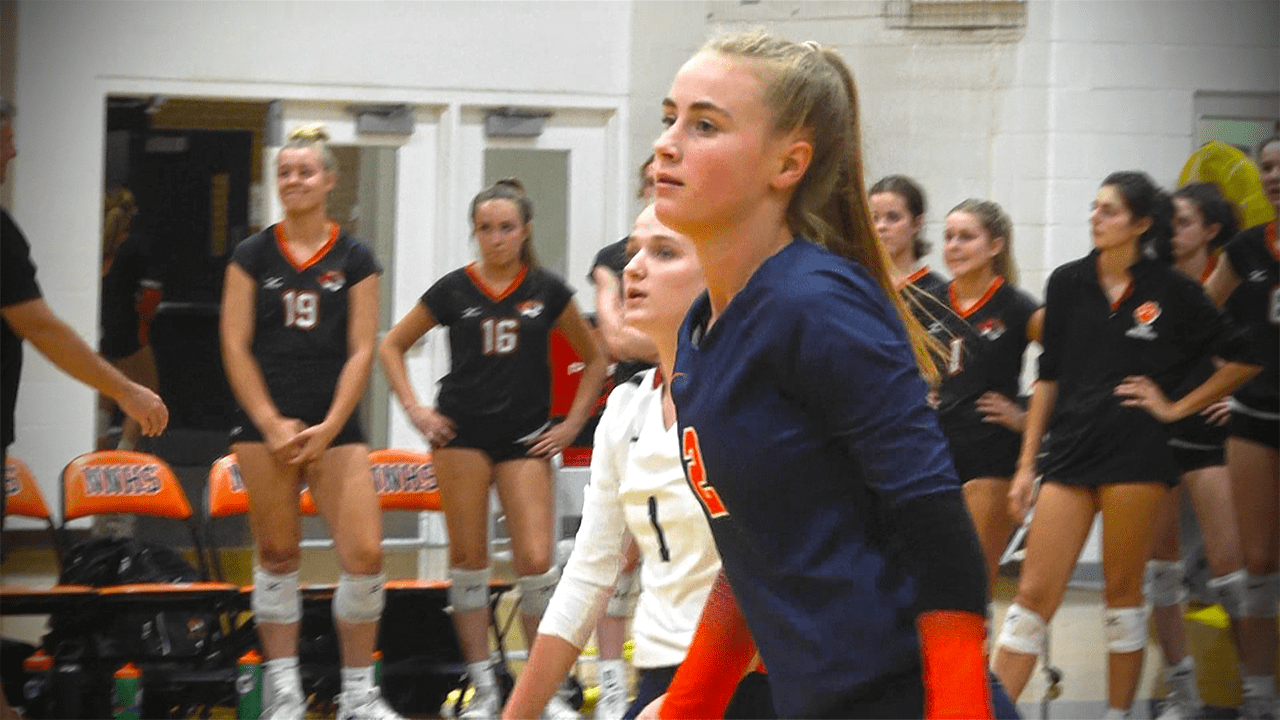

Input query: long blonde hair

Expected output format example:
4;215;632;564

705;30;940;383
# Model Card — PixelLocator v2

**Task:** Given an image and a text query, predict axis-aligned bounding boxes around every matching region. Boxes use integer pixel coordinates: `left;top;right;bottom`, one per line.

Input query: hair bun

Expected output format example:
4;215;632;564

288;123;330;143
495;177;525;194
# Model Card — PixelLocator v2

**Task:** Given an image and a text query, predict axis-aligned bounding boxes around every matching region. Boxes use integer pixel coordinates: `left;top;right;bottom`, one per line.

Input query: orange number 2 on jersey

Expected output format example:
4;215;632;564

682;427;728;518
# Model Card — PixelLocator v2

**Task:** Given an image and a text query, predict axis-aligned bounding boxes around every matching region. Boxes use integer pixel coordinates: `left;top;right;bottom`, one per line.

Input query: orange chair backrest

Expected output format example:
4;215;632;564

206;455;249;520
4;455;53;521
61;450;192;522
242;449;438;517
369;448;440;512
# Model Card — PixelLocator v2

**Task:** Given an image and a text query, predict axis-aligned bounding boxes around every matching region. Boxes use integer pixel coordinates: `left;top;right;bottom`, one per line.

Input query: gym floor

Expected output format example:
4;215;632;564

0;547;1254;719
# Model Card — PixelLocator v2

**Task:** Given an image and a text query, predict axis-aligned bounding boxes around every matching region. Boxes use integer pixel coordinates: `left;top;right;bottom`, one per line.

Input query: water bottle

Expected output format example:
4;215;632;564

21;649;52;717
112;662;142;720
237;649;263;720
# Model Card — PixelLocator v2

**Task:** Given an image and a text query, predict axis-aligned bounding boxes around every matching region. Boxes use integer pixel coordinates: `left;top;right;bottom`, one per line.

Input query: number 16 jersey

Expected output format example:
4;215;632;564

421;264;573;424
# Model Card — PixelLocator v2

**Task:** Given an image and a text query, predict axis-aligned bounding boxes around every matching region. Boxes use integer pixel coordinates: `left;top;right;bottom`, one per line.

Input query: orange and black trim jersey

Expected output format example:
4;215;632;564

231;223;381;377
1223;222;1279;414
927;276;1039;430
422;264;573;423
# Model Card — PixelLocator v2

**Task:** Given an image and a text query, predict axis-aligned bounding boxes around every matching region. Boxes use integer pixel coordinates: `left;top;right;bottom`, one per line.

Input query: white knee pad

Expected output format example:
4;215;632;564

1104;606;1149;653
448;567;492;613
996;603;1047;655
1242;572;1280;618
1144;560;1187;607
606;568;641;619
252;567;301;625
333;572;386;624
518;567;560;617
1206;570;1247;618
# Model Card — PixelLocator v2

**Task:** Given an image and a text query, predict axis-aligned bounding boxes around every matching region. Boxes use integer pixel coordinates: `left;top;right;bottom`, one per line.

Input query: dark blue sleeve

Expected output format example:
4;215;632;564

776;266;960;508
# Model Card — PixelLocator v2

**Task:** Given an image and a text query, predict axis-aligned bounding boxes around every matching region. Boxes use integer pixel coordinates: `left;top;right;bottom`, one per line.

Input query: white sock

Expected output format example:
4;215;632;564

341;665;375;700
1101;707;1131;720
1244;675;1278;699
598;659;626;697
468;659;497;692
265;657;302;701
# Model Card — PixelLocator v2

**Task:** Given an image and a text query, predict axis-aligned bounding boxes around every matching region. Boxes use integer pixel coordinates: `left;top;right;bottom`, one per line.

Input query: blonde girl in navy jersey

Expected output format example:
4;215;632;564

221;124;401;720
503;206;773;720
380;179;606;719
932;199;1043;591
1203;134;1280;720
993;171;1260;719
640;30;1016;720
1144;182;1246;720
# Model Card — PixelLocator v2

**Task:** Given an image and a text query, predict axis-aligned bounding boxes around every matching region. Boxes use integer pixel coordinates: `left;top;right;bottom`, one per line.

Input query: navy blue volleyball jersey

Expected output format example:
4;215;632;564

231;224;381;378
1223;222;1278;416
422;265;573;422
927;278;1039;433
672;239;961;717
1037;251;1252;485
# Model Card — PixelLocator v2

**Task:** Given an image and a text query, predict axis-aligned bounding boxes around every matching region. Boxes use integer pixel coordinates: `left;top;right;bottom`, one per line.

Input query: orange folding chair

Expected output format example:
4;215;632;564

0;455;96;616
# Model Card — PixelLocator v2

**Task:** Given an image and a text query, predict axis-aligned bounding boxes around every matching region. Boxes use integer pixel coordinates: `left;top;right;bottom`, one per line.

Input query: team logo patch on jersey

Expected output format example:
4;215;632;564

1249;269;1269;283
1125;300;1161;340
977;318;1007;340
263;276;284;289
461;307;482;319
517;300;544;318
317;270;346;292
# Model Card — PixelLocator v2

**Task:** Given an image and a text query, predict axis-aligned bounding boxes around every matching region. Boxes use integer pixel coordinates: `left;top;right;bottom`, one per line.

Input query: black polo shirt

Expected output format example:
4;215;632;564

1037;250;1253;486
2;209;43;450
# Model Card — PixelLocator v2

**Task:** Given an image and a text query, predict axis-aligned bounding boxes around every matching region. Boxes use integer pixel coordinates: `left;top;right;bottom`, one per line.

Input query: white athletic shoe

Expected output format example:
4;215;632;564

594;687;629;720
1157;662;1201;720
459;685;502;720
542;692;581;720
338;688;406;720
1241;695;1279;720
260;690;306;720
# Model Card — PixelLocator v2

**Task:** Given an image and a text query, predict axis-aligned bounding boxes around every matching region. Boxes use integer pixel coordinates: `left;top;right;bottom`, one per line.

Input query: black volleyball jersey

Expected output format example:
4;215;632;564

1038;251;1253;483
422;264;573;421
926;277;1039;428
1223;222;1279;416
230;224;381;376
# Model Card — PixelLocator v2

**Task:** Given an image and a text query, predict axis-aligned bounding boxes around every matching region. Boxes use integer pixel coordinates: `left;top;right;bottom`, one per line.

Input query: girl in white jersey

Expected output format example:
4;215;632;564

502;206;772;720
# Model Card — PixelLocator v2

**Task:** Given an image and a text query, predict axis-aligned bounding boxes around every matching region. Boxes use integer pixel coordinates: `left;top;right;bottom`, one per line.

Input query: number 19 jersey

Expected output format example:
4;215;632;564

422;264;573;424
231;223;381;382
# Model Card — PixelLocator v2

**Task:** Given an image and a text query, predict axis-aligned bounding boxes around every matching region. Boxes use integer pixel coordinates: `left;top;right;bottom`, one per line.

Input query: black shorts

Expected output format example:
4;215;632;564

441;412;552;464
1170;442;1225;473
1229;410;1280;451
229;367;365;447
945;427;1021;483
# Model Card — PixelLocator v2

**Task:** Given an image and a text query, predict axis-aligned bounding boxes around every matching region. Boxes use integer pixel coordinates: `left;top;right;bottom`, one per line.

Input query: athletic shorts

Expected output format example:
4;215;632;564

439;412;552;464
229;365;365;447
944;426;1021;483
1170;442;1225;474
1229;411;1280;451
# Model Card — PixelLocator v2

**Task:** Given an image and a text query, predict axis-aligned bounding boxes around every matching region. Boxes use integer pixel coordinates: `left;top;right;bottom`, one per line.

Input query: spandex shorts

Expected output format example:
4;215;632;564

1229;410;1279;451
441;412;552;464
